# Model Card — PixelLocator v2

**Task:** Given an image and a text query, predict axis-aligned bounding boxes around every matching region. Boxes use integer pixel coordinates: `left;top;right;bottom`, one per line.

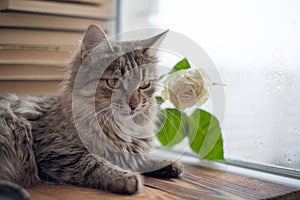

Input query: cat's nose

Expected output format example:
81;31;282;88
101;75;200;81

129;102;138;110
129;91;140;110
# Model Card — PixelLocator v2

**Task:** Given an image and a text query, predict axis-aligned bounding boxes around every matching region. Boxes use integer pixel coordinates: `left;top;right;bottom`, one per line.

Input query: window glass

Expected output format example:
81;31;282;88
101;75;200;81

120;0;300;170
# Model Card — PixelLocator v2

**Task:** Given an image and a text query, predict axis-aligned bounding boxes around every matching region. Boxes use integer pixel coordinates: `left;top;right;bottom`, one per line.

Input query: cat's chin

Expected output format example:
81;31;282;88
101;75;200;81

132;115;151;127
116;108;143;118
117;113;152;127
112;112;155;137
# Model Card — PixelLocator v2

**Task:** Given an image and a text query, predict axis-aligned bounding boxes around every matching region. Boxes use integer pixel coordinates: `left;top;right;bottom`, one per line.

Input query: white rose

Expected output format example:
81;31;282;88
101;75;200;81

162;69;210;110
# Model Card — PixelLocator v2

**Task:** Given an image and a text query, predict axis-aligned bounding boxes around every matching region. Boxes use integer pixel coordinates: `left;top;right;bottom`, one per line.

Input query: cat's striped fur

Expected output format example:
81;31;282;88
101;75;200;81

0;25;183;199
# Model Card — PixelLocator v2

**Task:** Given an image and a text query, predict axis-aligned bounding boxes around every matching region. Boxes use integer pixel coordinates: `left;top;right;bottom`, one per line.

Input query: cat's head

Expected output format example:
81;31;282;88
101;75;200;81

67;25;167;131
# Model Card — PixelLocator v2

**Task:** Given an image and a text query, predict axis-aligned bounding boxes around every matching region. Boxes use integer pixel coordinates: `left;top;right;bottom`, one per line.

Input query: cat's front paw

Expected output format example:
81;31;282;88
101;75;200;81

143;161;184;178
168;161;184;177
110;172;143;195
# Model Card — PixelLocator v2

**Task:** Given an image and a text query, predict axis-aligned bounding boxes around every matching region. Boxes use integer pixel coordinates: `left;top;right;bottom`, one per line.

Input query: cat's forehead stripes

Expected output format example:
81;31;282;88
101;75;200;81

119;52;139;77
101;51;155;82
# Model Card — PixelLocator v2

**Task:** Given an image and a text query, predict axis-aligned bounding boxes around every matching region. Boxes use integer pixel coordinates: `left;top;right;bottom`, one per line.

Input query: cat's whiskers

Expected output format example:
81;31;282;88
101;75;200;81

111;103;121;110
95;102;111;111
96;110;113;126
97;110;113;125
111;103;130;115
95;106;111;116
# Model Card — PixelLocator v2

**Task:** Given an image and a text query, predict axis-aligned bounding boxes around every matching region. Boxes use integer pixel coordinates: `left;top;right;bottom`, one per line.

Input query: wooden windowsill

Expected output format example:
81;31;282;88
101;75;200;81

27;163;300;200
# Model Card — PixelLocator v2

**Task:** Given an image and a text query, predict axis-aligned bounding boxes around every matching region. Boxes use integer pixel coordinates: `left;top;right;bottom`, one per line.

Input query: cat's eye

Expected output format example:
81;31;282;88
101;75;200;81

106;79;118;89
139;82;151;89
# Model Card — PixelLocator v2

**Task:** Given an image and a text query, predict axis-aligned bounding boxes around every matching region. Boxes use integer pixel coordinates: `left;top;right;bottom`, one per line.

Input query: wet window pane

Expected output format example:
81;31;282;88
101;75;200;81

120;0;300;170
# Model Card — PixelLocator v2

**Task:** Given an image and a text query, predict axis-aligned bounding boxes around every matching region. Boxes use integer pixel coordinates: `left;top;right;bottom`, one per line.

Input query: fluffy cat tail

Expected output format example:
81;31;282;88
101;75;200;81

0;180;30;200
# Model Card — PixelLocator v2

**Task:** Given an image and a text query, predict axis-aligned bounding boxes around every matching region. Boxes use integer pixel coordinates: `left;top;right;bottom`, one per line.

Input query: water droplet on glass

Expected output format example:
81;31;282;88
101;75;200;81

295;128;298;133
259;142;265;149
288;158;292;164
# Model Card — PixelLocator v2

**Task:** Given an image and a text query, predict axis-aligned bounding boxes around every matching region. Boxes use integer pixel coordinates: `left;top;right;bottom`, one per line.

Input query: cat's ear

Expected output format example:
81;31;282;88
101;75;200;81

81;24;113;60
141;30;169;55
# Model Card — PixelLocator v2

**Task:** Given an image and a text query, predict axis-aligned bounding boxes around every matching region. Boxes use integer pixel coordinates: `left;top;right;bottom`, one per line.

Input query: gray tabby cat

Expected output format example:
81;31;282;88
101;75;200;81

0;25;183;199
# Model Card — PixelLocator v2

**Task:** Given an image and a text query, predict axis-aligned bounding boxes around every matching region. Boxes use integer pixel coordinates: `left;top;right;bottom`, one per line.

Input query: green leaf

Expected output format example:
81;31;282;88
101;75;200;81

188;109;224;160
171;58;191;73
158;58;191;81
155;96;164;105
156;108;188;148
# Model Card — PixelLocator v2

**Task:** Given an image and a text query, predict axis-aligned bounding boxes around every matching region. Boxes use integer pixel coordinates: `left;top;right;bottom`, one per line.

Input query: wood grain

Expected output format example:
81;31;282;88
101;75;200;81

0;0;112;19
0;29;82;47
0;12;108;32
0;81;61;96
0;48;71;65
26;164;300;200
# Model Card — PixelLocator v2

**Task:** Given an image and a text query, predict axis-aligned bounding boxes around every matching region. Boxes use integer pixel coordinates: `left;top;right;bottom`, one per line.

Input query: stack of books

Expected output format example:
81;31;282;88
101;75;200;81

0;0;113;96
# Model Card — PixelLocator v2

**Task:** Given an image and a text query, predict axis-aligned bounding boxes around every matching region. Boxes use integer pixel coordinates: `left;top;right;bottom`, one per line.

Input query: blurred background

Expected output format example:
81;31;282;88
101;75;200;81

0;0;299;172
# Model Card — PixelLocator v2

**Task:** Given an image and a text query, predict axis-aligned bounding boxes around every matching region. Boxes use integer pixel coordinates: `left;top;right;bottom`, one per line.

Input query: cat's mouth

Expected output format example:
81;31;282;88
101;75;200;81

130;108;143;117
111;103;145;118
127;108;145;118
115;108;140;117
